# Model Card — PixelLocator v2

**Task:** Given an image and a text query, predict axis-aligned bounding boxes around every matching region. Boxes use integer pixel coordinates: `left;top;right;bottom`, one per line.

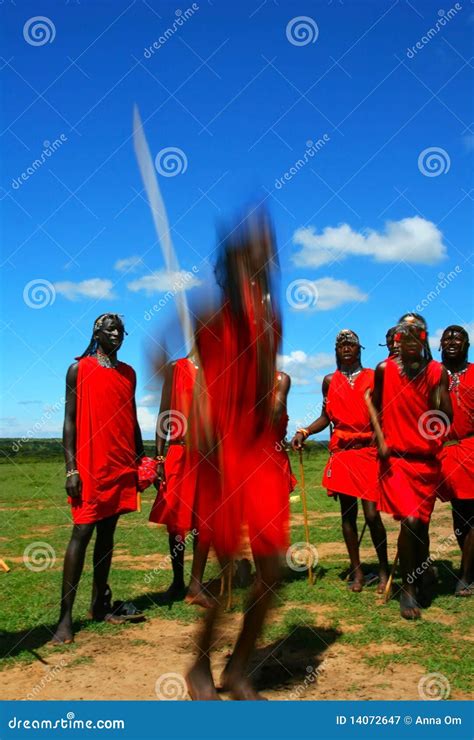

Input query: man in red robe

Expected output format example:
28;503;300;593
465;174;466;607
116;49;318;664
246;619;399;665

292;330;389;593
52;314;144;644
185;211;290;700
438;326;473;596
149;352;213;607
372;320;452;619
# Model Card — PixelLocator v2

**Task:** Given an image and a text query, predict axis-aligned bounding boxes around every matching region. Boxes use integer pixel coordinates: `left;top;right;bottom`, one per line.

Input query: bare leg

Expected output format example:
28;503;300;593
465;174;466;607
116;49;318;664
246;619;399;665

361;500;389;593
398;517;423;619
339;494;364;591
220;554;280;700
452;499;474;595
186;559;229;700
185;537;213;608
164;532;186;599
52;523;95;643
90;514;120;616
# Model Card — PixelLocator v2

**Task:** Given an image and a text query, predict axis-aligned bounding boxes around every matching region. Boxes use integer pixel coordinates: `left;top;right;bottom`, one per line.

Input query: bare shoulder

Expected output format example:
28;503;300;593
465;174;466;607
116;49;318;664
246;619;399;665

277;370;291;390
66;362;79;381
322;372;334;389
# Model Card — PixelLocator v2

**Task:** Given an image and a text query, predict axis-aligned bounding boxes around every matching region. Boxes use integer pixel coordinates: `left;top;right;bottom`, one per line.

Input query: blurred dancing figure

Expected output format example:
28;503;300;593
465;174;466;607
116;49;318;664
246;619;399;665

52;314;144;644
438;326;474;597
372;319;452;620
185;210;290;701
292;330;389;593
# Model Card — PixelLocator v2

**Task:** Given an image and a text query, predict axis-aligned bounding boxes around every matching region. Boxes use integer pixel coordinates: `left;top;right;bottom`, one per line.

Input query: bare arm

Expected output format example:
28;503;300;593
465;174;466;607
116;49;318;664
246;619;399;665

370;362;390;459
63;362;81;497
154;362;174;481
274;371;291;420
433;367;453;423
371;361;386;413
291;374;332;450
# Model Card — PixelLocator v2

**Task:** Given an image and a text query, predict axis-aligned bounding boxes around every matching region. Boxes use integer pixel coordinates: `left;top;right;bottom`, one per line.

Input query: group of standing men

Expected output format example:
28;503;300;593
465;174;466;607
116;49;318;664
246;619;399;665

50;214;472;700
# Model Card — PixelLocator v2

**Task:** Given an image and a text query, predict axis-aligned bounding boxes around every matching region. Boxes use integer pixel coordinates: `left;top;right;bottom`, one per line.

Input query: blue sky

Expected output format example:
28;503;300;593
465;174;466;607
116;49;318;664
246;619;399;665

1;0;473;440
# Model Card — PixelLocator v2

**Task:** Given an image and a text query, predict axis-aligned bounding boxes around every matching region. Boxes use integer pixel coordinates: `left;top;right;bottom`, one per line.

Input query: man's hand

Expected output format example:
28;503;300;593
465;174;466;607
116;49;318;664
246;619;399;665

155;462;165;488
66;472;82;498
291;432;305;451
377;442;391;461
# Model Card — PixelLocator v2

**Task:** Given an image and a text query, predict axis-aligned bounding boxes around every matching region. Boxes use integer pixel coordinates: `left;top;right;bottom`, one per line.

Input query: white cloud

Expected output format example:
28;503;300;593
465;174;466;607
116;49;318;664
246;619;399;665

137;406;156;434
127;269;201;295
54;278;116;301
114;256;144;272
312;277;368;310
138;393;160;408
278;350;334;386
292;216;447;268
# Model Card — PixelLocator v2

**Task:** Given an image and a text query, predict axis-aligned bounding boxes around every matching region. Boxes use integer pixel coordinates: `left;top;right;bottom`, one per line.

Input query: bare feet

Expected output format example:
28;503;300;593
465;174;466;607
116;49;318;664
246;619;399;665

220;671;267;701
184;588;215;609
349;573;365;592
455;579;473;597
186;665;221;701
51;619;74;645
400;591;421;620
377;571;389;594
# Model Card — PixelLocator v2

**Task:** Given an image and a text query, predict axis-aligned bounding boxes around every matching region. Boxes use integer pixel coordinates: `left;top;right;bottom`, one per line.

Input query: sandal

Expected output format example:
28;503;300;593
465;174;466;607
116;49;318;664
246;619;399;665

89;585;145;623
110;600;145;621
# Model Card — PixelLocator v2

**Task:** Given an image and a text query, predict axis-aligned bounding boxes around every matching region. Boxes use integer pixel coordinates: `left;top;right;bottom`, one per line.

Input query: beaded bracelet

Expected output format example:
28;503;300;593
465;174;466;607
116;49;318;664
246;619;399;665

296;428;310;439
66;469;79;478
155;455;165;464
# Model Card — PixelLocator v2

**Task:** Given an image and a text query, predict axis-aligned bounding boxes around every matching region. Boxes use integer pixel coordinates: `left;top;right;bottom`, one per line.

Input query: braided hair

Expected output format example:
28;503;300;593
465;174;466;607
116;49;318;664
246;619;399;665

398;312;432;360
79;313;127;358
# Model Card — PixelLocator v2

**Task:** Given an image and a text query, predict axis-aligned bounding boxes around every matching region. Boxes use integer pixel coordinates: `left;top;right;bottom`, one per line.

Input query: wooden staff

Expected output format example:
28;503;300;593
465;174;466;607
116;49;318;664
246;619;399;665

384;551;399;603
0;558;10;573
298;448;314;585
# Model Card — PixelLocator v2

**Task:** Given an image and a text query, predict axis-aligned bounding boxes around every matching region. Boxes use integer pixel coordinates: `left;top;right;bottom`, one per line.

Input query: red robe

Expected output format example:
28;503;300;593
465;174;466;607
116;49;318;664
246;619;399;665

71;357;138;524
193;300;289;557
378;358;443;524
149;358;218;537
322;369;378;502
439;363;474;501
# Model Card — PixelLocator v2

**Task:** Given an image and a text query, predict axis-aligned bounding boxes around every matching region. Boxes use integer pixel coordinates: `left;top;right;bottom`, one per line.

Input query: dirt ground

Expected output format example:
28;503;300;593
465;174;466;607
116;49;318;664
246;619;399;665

1;610;470;702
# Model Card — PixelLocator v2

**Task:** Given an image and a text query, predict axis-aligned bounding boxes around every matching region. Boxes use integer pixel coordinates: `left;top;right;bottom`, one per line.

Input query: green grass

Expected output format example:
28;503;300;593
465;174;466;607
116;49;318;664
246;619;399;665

0;441;472;695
